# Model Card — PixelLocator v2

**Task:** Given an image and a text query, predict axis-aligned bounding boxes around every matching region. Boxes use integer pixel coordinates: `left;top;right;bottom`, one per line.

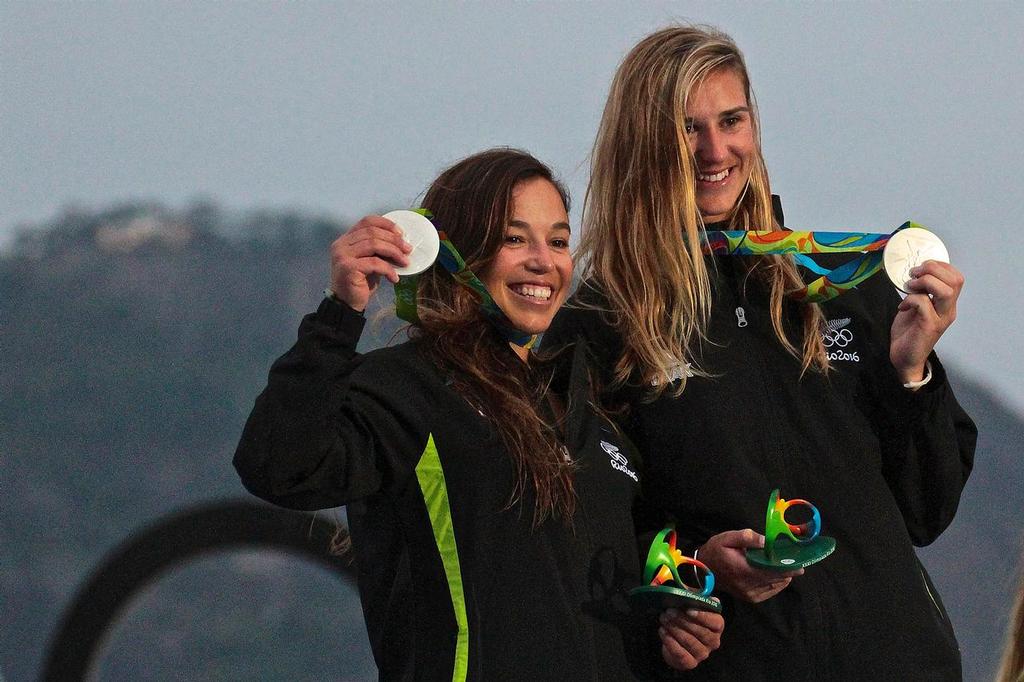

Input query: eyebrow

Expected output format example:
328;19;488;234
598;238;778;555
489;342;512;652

719;106;751;118
509;219;571;233
685;106;751;123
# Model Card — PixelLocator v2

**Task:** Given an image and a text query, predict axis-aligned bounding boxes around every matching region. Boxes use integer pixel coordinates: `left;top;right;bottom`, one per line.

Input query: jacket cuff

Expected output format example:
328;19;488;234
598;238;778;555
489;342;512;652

315;296;367;342
888;352;949;420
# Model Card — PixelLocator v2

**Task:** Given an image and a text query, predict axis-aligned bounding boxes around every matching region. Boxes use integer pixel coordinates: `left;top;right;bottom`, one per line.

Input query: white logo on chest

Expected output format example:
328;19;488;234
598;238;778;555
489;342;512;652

600;440;638;482
651;358;694;386
822;317;860;362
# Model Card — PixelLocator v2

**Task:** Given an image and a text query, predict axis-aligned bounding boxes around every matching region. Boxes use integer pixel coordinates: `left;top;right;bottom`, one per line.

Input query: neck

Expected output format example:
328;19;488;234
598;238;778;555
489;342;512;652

510;342;530;363
703;216;731;231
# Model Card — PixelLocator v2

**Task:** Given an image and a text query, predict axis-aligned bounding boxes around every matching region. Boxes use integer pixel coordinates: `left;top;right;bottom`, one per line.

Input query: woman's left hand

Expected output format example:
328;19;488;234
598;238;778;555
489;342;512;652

890;260;964;383
658;607;724;671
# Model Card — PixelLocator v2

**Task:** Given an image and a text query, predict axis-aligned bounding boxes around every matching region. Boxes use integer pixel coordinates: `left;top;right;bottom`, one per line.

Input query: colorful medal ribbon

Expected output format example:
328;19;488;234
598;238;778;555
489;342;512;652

701;221;918;303
393;210;538;348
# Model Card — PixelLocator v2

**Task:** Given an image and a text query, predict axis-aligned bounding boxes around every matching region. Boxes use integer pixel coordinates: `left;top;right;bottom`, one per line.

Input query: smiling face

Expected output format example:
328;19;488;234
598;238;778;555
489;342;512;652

480;177;572;345
685;67;757;224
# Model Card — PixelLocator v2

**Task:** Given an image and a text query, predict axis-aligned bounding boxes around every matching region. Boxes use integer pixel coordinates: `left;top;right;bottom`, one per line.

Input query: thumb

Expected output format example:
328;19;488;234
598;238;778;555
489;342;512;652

721;528;764;550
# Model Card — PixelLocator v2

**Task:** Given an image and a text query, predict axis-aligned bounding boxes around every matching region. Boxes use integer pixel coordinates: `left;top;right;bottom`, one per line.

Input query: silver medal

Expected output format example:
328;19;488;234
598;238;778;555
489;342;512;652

383;210;441;277
883;227;949;293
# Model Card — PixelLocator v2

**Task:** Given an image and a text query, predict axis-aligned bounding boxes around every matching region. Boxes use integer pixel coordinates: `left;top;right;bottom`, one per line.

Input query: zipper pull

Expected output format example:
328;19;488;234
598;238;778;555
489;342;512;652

735;306;748;328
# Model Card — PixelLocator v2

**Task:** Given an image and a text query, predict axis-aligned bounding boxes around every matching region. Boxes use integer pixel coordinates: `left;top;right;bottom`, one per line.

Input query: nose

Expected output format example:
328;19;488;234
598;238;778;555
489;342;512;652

695;126;728;165
525;242;554;273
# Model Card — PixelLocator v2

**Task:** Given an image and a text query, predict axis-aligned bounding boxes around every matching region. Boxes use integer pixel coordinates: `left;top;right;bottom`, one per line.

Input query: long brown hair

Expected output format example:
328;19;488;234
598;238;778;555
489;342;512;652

580;25;828;394
412;148;577;524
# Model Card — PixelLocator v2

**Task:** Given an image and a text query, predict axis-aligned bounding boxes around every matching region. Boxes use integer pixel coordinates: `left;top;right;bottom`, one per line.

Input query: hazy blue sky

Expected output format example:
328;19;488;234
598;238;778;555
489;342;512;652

3;1;1022;412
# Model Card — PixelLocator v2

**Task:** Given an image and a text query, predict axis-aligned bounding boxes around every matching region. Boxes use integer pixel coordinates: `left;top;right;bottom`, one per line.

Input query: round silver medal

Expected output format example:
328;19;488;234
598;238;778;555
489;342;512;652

383;210;441;277
882;227;949;293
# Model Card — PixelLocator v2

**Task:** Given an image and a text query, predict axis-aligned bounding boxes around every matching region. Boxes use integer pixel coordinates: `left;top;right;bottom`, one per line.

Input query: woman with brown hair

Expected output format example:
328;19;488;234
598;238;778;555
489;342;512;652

545;26;976;680
233;148;722;680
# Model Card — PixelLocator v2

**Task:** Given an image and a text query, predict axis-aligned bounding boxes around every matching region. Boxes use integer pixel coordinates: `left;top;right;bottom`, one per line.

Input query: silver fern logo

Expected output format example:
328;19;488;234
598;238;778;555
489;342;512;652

600;441;638;481
651;356;694;386
823;317;852;347
822;318;859;362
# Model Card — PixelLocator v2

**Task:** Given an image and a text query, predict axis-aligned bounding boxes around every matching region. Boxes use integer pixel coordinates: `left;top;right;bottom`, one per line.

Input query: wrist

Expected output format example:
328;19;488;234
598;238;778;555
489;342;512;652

901;360;933;391
324;287;365;314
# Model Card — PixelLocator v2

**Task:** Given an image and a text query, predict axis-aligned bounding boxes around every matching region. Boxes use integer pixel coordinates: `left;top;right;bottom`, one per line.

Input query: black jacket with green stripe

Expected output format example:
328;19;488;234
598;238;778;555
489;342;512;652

233;298;656;681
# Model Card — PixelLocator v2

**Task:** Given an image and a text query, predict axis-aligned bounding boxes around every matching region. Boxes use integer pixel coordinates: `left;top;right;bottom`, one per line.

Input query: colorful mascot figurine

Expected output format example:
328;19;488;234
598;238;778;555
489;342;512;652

629;527;721;613
746;488;836;571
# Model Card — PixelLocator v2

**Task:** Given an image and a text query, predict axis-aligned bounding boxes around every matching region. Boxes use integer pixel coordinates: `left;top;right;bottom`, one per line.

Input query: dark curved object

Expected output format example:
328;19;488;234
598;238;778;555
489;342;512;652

41;499;356;682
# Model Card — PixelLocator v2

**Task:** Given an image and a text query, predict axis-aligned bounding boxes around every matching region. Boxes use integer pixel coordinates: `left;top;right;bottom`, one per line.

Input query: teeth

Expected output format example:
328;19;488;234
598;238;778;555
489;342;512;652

511;284;552;300
699;168;730;182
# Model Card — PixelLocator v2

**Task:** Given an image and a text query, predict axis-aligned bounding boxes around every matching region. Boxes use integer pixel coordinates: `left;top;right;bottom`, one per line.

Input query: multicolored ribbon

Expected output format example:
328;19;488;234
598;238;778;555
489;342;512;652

701;221;920;303
393;210;537;348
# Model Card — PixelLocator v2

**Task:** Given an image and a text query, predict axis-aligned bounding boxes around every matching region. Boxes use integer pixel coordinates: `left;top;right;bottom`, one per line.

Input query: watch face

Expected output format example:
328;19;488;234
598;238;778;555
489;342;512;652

383;210;441;276
883;227;949;293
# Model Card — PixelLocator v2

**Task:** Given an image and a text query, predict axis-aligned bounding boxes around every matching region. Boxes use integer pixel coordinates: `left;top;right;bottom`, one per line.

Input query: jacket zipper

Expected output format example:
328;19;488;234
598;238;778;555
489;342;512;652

735;306;748;327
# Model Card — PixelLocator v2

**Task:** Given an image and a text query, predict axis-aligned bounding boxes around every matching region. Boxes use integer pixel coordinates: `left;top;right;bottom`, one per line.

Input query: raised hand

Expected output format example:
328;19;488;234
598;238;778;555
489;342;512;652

890;260;964;384
329;215;412;311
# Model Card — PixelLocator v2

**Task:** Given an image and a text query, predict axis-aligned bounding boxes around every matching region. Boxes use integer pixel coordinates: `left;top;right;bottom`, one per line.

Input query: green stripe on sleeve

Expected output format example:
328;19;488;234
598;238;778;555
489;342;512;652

414;433;469;681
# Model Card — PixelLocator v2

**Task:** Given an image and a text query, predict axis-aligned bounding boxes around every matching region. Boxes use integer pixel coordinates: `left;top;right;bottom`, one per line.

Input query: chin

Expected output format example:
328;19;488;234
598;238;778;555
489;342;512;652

697;194;743;222
698;205;732;223
511;322;548;336
506;315;552;336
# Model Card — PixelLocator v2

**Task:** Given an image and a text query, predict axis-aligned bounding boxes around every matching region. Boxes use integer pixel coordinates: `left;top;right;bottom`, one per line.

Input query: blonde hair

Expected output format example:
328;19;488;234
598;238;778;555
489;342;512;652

997;553;1024;682
579;25;827;393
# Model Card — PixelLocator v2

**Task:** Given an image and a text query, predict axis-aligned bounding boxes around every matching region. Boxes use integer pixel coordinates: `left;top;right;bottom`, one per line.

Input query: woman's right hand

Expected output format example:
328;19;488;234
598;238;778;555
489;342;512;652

659;607;724;670
698;528;803;603
329;216;412;312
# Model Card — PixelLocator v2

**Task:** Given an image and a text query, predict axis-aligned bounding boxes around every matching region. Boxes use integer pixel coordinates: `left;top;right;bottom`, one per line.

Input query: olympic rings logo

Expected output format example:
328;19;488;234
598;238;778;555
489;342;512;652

821;327;853;348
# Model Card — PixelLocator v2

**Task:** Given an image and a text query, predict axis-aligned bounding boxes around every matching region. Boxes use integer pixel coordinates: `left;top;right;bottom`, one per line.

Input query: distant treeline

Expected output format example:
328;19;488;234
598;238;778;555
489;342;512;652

2;199;380;681
6;199;348;261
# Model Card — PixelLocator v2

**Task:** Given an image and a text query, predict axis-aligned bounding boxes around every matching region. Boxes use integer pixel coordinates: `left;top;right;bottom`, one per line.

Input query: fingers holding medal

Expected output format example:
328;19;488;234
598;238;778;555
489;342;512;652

330;215;414;311
902;259;964;321
884;226;964;382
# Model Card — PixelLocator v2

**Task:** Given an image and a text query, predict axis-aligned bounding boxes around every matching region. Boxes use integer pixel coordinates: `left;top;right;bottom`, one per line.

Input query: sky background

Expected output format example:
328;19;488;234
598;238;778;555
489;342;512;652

3;1;1023;413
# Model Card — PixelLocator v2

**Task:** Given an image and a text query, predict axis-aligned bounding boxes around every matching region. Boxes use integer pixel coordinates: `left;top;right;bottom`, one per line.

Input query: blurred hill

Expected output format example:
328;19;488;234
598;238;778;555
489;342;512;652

1;203;391;681
1;203;1020;681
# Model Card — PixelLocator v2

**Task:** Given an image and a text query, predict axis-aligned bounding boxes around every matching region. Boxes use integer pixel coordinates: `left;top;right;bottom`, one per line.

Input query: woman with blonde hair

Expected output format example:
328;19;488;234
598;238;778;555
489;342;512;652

997;556;1024;682
234;148;723;680
546;25;976;680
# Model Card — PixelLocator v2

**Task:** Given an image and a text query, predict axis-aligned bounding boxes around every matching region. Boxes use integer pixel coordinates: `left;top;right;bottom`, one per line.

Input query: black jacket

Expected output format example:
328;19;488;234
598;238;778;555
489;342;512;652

234;298;657;681
544;252;977;681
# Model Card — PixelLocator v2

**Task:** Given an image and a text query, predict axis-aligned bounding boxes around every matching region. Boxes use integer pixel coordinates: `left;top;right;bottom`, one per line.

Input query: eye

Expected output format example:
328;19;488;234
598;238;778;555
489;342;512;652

550;237;570;249
722;114;745;129
684;122;697;134
504;233;525;245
